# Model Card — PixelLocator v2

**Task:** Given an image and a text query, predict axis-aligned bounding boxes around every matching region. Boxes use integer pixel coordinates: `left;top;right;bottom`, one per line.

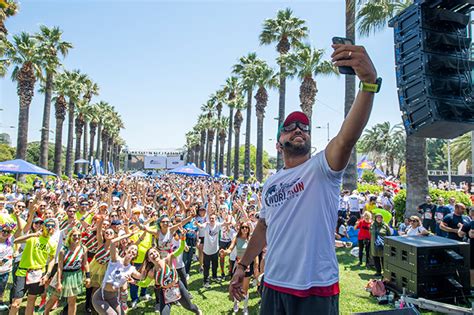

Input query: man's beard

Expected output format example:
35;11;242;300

283;139;311;157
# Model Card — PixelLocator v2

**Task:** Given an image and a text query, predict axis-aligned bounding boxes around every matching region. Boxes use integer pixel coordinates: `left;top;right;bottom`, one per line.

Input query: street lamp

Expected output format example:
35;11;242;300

314;122;330;143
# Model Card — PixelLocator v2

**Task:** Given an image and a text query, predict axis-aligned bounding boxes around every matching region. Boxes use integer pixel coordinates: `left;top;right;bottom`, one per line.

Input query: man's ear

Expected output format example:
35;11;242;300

275;142;283;153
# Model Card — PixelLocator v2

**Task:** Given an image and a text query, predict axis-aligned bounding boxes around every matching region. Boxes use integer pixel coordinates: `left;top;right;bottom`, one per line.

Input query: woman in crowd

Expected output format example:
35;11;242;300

92;232;141;315
220;222;255;315
370;213;392;277
356;212;372;266
404;216;429;236
140;235;201;315
45;227;90;315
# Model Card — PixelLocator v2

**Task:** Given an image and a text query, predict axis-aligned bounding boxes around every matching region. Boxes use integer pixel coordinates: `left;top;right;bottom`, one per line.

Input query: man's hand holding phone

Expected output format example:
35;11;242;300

331;37;377;84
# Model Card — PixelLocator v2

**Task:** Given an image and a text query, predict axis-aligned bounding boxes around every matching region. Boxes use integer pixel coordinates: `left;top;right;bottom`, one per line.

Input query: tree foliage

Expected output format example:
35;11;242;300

0;143;14;161
26;141;65;172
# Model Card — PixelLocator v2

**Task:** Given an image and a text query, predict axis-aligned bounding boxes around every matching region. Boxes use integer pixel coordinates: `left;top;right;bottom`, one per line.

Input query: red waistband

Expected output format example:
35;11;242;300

264;281;340;297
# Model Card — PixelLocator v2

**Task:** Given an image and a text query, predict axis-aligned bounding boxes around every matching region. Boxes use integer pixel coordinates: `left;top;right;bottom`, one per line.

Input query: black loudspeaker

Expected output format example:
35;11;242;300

352;308;420;315
389;0;474;138
128;154;132;161
383;236;470;301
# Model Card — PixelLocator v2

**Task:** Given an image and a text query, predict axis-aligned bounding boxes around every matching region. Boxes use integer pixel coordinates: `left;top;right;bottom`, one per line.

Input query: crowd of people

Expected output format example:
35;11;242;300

0;174;269;315
336;188;473;277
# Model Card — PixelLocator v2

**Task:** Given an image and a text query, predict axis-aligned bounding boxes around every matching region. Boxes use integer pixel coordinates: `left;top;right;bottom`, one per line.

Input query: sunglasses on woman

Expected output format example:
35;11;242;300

282;121;310;133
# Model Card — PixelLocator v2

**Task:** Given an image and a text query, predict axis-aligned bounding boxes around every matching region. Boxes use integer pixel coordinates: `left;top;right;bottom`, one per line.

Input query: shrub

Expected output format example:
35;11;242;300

0;175;15;191
361;170;377;184
61;175;69;181
393;188;472;222
357;183;383;194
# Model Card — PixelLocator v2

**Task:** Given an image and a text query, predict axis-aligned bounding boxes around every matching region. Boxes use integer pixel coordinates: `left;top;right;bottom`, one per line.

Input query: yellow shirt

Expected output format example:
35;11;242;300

364;203;376;214
131;227;156;264
16;235;56;277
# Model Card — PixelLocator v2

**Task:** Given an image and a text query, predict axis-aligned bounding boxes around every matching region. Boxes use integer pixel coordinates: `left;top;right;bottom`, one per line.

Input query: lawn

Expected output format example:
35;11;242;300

10;248;454;314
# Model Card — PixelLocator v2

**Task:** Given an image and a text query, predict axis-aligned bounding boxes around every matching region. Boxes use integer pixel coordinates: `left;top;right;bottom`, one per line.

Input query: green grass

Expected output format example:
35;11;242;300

10;249;460;314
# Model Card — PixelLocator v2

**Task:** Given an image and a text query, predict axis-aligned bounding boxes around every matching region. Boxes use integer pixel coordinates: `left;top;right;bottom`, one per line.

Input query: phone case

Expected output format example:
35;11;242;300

332;37;356;75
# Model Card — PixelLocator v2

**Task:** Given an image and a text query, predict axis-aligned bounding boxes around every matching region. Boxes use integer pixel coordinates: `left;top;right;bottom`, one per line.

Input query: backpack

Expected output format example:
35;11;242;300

366;279;386;297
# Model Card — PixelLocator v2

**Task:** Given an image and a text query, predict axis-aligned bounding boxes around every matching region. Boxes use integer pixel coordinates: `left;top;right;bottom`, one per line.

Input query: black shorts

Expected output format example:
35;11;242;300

12;275;45;299
233;261;254;278
199;237;204;245
219;240;231;250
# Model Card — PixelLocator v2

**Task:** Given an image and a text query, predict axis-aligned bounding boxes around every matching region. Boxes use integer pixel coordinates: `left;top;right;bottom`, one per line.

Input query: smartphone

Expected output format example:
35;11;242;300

332;37;356;75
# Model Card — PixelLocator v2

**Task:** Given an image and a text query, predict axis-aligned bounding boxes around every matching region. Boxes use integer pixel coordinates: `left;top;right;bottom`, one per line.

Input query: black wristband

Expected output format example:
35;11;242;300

85;272;91;278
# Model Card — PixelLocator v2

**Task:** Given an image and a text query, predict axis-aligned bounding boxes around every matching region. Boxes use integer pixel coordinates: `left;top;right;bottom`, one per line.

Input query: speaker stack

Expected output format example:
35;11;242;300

383;236;470;302
389;0;474;138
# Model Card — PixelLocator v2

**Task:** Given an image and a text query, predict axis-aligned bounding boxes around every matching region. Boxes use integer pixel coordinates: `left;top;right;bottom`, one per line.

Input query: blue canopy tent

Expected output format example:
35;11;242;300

168;164;210;177
0;159;56;176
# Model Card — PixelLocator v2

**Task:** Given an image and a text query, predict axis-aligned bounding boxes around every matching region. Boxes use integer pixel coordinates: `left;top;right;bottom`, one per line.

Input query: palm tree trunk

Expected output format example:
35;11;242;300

277;64;286;170
234;127;240;179
89;123;96;161
96;123;102;160
74;127;82;174
53;117;64;175
219;136;225;174
83;122;88;173
244;88;253;182
15;63;35;160
226;108;234;176
101;132;107;173
39;71;53;169
406;135;428;218
256;113;264;182
207;137;214;175
199;131;206;170
65;99;75;178
342;0;358;192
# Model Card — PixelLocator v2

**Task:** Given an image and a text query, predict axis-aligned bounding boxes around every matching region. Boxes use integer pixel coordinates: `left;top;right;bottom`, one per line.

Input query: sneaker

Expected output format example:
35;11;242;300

233;301;239;313
121;302;128;313
199;267;203;273
189;293;194;299
141;294;152;302
186;274;190;281
374;272;382;277
155;303;160;313
203;282;210;289
0;303;9;311
221;272;226;278
212;276;222;282
131;301;138;309
85;307;92;314
193;255;198;262
243;307;249;315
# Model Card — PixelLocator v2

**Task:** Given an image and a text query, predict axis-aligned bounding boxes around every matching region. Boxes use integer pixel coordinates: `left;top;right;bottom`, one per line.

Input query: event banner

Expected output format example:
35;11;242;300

166;156;185;169
144;155;167;169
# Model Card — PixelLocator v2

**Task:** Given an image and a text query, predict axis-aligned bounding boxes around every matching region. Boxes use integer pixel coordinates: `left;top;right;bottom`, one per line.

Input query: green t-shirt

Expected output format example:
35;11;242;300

16;235;57;277
131;227;156;264
76;211;93;225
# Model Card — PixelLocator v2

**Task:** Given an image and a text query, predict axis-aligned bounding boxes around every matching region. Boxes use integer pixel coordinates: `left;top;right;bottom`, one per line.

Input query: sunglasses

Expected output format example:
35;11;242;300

282;121;310;133
1;230;11;234
105;231;115;235
161;221;170;225
45;224;56;229
17;205;25;209
33;221;44;225
67;210;76;213
81;204;88;207
241;226;249;230
72;234;81;238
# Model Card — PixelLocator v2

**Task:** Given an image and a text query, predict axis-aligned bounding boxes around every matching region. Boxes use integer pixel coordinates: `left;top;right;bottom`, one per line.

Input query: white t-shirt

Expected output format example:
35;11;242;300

0;239;13;274
171;238;184;269
158;231;173;259
203;222;222;255
348;194;360;212
102;260;136;290
260;151;343;290
406;226;427;236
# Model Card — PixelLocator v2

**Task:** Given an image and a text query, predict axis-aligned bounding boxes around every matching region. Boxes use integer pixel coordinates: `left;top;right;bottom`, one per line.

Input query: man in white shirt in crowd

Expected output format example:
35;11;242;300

229;42;378;314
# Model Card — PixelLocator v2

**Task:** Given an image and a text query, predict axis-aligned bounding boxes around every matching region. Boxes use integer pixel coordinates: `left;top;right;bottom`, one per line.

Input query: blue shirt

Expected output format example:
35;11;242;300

184;219;198;239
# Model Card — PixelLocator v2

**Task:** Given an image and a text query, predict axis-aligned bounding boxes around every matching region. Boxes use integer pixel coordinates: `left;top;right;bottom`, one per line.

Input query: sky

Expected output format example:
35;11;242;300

0;0;402;158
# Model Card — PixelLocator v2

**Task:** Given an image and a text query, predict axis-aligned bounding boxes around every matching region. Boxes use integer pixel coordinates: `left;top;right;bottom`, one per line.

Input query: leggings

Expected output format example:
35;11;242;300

203;252;218;282
92;289;122;315
158;280;200;315
176;266;188;289
358;239;370;264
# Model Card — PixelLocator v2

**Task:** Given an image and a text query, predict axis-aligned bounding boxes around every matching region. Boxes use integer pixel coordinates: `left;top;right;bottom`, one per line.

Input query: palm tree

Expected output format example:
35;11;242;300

88;104;100;163
64;70;88;177
451;133;472;172
218;117;230;174
80;78;99;172
74;100;88;174
285;44;338;127
224;76;240;176
232;52;264;182
260;8;309;170
254;62;278;182
214;89;226;173
201;99;216;174
4;32;42;160
233;96;246;180
52;73;68;175
196;115;207;170
0;0;18;36
95;101;113;161
357;0;420;216
35;25;73;170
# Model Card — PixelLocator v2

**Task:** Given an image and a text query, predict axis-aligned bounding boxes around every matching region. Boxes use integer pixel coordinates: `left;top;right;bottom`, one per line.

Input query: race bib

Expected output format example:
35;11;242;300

26;269;43;285
435;212;444;221
423;212;432;220
163;283;181;304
